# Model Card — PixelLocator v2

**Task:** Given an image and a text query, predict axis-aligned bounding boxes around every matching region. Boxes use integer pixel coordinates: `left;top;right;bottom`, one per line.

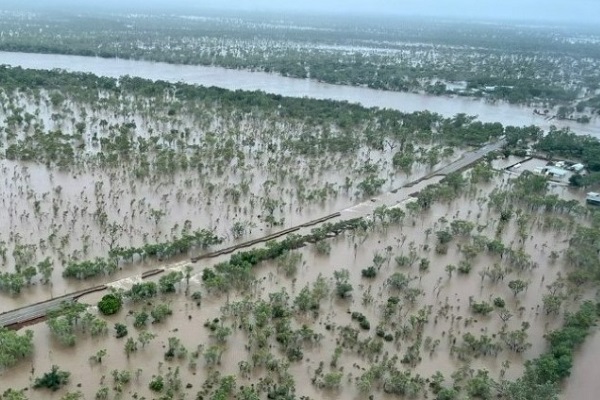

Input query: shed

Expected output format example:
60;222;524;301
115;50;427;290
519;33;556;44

547;167;568;178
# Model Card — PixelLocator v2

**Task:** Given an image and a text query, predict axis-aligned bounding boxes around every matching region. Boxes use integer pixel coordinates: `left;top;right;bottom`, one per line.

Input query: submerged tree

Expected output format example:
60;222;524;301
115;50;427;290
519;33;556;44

33;365;70;391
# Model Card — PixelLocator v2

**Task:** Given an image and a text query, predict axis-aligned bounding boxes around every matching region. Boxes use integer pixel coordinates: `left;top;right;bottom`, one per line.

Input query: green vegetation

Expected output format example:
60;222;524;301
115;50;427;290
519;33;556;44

97;294;122;315
0;13;598;399
0;328;34;368
501;302;599;398
0;12;597;111
33;365;70;391
535;128;600;172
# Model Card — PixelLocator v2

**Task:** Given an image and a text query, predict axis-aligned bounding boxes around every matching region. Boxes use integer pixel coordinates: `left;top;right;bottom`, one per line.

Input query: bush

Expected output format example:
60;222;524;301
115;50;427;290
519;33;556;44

471;301;494;315
33;365;70;391
114;323;128;338
133;311;149;328
0;328;34;368
149;376;164;392
126;282;157;301
359;319;371;330
97;294;122;315
361;266;377;278
493;297;506;308
151;303;172;323
457;261;472;274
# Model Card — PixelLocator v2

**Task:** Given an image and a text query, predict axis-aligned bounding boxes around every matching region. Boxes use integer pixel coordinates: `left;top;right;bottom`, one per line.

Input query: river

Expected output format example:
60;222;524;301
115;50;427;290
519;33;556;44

1;51;599;137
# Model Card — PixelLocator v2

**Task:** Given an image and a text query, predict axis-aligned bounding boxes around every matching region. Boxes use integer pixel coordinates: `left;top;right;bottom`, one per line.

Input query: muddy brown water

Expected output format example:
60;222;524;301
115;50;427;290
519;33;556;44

0;83;596;397
0;88;466;313
1;173;590;399
562;328;600;400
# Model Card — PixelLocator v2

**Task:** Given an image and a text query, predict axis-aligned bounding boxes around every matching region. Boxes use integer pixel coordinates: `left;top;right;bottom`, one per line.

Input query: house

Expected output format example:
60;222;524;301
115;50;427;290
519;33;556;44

587;192;600;206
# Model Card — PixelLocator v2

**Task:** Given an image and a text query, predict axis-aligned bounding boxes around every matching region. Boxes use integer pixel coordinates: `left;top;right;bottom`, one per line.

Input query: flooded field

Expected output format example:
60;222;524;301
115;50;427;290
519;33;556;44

0;64;599;400
0;85;466;312
1;167;597;399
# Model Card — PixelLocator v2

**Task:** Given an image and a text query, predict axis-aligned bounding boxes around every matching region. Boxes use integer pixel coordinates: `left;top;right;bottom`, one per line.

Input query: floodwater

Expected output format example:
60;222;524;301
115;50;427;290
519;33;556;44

0;173;588;399
1;51;599;137
0;51;597;398
0;88;466;312
563;328;600;400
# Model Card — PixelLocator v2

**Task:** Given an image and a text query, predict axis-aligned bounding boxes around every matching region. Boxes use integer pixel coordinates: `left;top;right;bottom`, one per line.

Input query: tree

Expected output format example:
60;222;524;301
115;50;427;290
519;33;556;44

0;328;34;368
114;323;128;338
543;294;563;316
127;282;157;301
204;345;223;366
333;269;353;298
213;326;232;344
158;271;184;293
60;392;83;400
387;272;411;291
392;152;414;175
149;376;164;392
151;303;172;323
466;370;492;399
37;257;54;284
124;337;138;358
501;328;532;353
361;266;377;278
47;317;76;346
357;175;385;197
33;365;70;391
1;389;28;400
319;371;343;389
89;349;107;364
508;280;527;297
471;301;494;316
133;311;149;328
97;293;122;315
137;331;156;348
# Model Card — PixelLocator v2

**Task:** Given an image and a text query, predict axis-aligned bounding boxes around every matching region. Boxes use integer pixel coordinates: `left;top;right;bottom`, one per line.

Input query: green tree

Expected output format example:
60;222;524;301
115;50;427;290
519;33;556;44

114;323;128;338
508;280;528;297
158;271;184;293
149;376;164;392
0;328;34;368
150;303;172;323
97;293;122;315
1;389;28;400
126;282;157;301
542;294;563;316
33;365;70;391
137;331;157;348
124;337;138;358
133;310;149;328
333;269;353;298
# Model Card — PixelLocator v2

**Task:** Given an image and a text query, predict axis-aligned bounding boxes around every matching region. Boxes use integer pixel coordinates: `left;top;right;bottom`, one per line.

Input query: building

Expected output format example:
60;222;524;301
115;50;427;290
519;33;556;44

546;167;568;179
587;192;600;206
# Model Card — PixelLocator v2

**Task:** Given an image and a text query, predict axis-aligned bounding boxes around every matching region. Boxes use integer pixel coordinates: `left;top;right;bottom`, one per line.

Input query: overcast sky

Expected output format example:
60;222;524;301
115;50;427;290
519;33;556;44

6;0;600;24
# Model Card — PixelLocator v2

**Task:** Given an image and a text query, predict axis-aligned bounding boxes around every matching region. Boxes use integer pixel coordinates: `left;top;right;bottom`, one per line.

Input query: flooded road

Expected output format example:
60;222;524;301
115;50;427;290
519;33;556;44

1;51;599;137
